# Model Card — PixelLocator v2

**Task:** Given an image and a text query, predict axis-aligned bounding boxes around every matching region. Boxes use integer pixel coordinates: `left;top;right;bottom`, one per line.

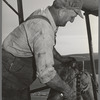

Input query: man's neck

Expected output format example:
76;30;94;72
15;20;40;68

48;6;59;27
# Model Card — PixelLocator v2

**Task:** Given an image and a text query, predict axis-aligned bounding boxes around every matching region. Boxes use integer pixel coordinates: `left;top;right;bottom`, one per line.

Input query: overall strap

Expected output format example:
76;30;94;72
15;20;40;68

25;15;51;25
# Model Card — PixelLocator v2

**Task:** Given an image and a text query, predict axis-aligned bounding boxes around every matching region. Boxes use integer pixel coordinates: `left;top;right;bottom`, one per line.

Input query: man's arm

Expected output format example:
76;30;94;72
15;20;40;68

53;47;63;62
32;24;75;99
46;72;75;99
53;47;76;63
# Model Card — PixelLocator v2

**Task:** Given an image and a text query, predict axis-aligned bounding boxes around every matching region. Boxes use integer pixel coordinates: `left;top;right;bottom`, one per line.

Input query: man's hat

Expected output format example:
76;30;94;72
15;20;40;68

53;0;83;18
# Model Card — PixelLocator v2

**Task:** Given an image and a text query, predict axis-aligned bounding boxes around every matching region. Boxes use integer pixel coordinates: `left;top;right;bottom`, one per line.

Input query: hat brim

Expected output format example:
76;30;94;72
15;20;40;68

74;9;83;18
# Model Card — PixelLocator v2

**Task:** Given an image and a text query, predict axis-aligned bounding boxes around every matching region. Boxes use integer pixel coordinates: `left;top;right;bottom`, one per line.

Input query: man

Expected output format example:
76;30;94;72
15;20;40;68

2;0;84;100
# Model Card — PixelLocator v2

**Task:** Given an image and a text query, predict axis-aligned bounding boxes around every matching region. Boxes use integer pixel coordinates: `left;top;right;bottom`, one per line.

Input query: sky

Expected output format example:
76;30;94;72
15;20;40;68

2;0;98;55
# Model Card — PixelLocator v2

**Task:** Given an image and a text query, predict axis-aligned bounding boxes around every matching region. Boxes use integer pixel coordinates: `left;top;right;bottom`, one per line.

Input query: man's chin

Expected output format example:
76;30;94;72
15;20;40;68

61;23;67;27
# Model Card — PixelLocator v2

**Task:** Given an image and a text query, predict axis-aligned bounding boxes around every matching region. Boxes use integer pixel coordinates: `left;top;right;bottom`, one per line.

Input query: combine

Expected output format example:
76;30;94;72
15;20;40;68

3;0;99;100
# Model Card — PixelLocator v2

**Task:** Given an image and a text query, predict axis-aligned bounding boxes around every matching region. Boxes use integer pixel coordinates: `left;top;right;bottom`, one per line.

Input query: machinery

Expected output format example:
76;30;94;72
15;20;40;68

2;0;99;100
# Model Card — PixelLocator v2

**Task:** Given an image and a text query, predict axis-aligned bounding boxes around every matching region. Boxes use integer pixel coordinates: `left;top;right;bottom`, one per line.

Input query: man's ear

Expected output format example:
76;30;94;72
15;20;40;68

58;9;67;17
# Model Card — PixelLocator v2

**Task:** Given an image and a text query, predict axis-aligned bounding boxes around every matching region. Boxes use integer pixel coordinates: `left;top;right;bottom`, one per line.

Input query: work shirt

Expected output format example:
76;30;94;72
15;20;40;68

3;7;58;83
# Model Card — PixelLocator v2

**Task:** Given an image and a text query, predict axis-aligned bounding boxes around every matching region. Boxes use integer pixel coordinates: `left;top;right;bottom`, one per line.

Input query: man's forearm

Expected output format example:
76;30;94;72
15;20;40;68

53;47;76;64
53;47;63;62
46;73;71;96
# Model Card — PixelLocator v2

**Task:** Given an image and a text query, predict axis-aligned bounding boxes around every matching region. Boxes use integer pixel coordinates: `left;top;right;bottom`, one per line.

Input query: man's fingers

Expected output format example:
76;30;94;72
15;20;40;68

68;57;76;61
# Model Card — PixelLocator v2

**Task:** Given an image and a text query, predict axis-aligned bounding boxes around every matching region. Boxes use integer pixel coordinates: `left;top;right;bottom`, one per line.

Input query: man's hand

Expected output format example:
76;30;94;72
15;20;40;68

63;89;76;100
61;56;78;69
61;56;76;63
61;56;76;64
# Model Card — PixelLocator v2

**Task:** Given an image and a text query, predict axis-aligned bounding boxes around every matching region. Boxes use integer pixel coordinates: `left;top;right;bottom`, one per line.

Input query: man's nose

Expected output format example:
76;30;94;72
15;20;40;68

70;18;75;23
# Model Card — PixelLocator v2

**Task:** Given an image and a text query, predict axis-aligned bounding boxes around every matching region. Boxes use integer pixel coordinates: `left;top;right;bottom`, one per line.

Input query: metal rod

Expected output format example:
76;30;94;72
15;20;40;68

17;0;24;24
30;86;49;93
3;0;19;15
84;12;98;100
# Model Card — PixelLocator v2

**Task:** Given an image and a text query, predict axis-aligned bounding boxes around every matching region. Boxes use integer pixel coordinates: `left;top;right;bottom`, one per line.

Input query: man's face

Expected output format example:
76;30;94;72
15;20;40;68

58;8;77;26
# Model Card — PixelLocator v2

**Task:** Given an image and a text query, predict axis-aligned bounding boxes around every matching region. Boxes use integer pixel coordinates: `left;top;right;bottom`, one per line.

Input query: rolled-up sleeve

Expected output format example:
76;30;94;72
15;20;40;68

33;22;56;83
